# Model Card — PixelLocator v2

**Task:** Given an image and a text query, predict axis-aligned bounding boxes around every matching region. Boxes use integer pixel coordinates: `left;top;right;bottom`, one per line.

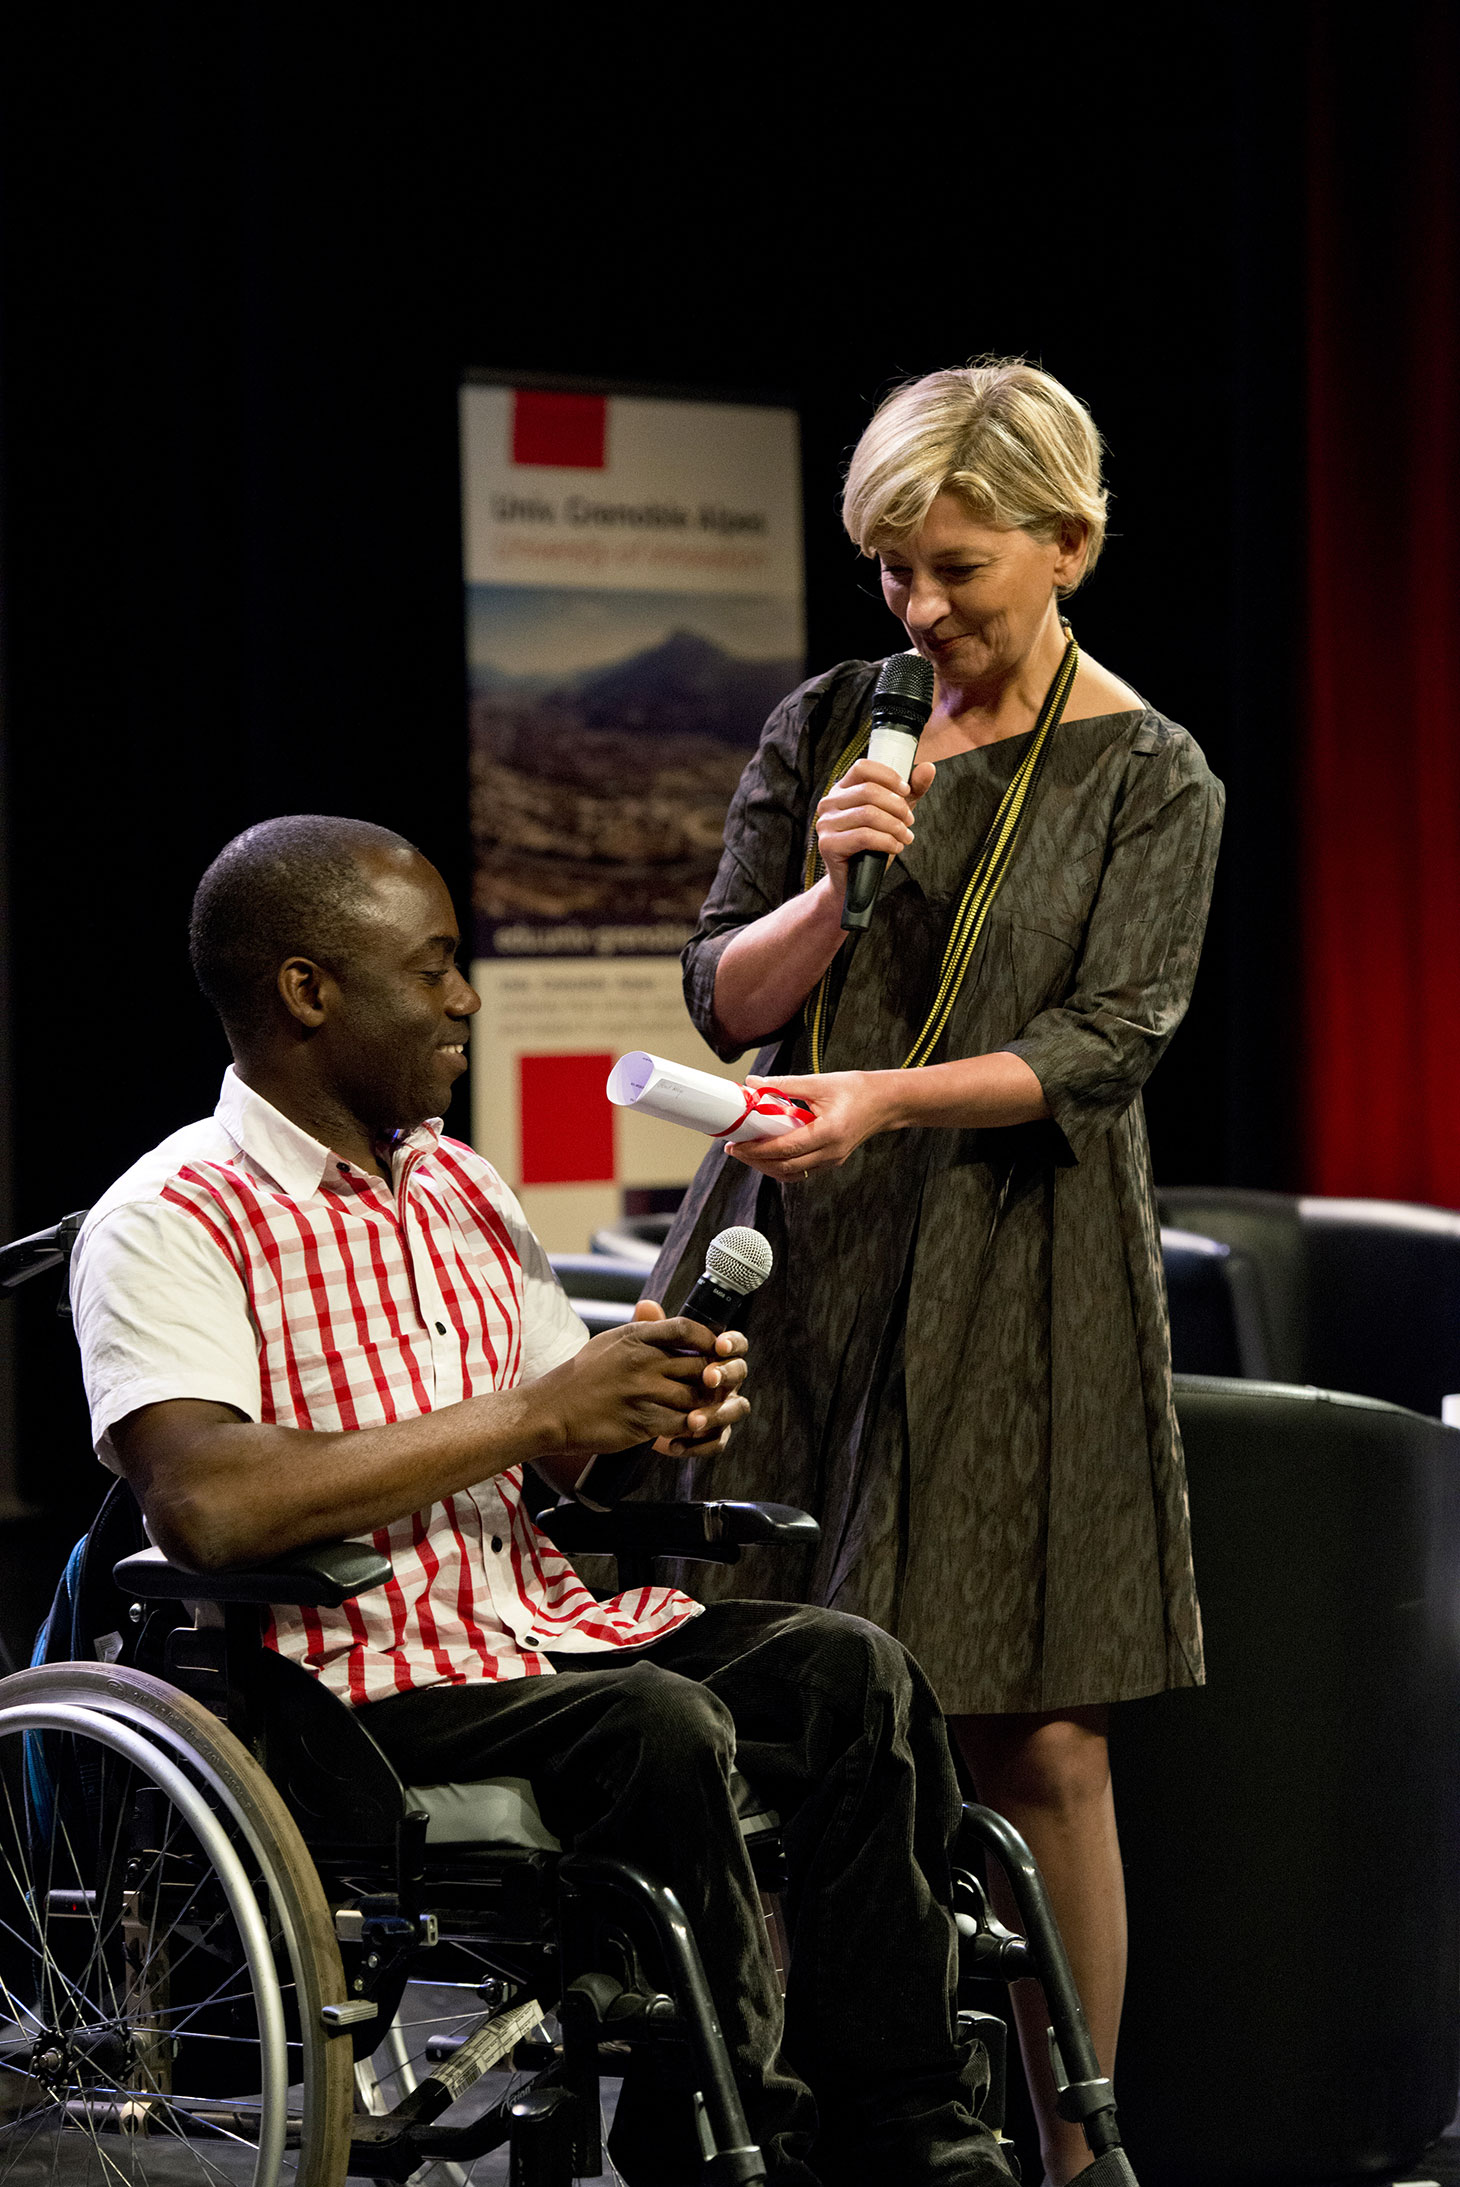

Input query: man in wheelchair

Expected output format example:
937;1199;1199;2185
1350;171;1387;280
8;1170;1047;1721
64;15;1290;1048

66;815;1011;2186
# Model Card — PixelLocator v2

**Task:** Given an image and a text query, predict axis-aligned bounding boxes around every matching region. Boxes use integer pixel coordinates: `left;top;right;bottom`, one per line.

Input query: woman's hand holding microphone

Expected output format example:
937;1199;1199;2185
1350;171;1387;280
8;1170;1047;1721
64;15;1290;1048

711;750;937;1053
812;753;936;906
726;748;1046;1176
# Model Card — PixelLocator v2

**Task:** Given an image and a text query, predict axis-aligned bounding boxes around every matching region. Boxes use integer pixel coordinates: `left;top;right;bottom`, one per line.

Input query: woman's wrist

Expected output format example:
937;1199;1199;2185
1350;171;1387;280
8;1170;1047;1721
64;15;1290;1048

808;870;846;926
864;1069;921;1133
858;1055;1050;1137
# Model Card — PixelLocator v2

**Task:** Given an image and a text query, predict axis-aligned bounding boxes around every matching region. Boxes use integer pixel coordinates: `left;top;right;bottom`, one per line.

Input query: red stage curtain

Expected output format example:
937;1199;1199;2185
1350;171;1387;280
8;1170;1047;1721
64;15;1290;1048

1304;4;1460;1202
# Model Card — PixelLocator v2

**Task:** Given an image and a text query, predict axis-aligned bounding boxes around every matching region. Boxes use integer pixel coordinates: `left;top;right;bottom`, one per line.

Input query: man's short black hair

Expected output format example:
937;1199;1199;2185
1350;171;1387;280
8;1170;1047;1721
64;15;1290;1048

190;814;418;1038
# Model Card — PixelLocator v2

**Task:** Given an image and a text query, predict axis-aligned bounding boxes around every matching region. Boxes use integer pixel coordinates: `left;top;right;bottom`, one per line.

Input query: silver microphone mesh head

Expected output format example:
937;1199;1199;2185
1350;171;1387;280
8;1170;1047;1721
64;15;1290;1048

706;1226;774;1296
874;649;936;704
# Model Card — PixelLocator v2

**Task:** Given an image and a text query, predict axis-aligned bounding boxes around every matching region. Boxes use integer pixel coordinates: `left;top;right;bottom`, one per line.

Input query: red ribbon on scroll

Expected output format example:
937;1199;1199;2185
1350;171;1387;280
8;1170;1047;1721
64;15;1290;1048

709;1083;816;1141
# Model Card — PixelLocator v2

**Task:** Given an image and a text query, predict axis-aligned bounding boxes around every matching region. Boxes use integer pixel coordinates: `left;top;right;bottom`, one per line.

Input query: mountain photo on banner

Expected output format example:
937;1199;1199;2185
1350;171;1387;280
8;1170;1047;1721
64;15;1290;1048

468;584;803;951
459;380;805;1249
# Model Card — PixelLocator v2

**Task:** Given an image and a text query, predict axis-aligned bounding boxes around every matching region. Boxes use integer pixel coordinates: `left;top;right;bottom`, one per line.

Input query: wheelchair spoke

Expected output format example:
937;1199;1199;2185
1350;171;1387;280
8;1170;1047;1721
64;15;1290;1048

393;1999;500;2020
0;2099;58;2186
1;2103;68;2187
146;2093;264;2174
0;1815;258;2178
162;2003;281;2047
0;1967;44;2038
131;1923;235;2021
73;1762;133;2032
70;2092;133;2187
47;1762;124;2023
16;2070;124;2187
21;1737;282;2087
0;1903;111;2035
0;1765;122;2035
155;1985;261;2040
0;1666;367;2187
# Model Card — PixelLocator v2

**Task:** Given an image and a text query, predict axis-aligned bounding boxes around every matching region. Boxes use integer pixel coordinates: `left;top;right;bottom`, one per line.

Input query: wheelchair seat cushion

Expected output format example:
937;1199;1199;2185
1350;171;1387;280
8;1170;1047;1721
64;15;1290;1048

409;1775;561;1849
406;1765;780;1851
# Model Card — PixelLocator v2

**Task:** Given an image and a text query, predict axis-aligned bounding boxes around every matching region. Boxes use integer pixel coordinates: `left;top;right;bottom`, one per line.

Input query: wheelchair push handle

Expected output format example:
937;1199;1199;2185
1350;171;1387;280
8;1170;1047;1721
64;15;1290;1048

0;1209;88;1297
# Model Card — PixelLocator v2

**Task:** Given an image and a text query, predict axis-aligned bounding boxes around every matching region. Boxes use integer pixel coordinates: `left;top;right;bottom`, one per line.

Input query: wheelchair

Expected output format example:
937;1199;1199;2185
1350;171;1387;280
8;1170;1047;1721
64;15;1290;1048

0;1214;1141;2186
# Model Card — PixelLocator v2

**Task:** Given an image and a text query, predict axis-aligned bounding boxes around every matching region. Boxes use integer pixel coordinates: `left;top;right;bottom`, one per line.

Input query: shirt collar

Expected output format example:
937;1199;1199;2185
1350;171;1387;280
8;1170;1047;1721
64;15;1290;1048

215;1067;443;1201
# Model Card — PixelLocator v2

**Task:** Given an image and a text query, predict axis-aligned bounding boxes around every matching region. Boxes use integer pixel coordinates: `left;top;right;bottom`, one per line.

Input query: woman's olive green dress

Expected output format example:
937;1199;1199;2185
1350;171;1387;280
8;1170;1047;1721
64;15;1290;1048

651;658;1225;1715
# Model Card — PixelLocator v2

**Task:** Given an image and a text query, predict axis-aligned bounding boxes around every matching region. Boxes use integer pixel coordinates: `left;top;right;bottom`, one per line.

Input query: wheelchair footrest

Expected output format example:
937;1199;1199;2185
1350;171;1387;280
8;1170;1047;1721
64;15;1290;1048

393;1996;542;2124
351;1998;548;2176
353;2076;566;2179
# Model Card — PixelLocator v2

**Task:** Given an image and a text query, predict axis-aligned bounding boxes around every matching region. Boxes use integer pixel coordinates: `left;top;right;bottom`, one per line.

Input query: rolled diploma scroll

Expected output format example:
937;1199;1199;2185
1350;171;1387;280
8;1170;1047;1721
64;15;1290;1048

606;1052;813;1145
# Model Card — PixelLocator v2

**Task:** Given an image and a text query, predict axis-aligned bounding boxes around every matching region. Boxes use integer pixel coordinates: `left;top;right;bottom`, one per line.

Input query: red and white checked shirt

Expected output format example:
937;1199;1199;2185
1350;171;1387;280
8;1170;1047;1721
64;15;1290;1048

71;1069;701;1704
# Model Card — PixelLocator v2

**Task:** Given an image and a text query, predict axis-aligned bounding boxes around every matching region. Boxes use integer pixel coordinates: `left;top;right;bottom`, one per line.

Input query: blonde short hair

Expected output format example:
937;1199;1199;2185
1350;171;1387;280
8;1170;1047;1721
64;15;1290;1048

842;360;1108;588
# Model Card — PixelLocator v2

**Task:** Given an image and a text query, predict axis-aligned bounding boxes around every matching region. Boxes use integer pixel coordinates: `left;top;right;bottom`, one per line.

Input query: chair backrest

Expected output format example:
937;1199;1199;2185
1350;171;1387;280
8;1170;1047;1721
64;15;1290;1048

1158;1186;1460;1416
548;1254;646;1305
1160;1228;1271;1379
1115;1374;1460;2182
32;1476;148;1671
590;1215;672;1269
548;1252;645;1337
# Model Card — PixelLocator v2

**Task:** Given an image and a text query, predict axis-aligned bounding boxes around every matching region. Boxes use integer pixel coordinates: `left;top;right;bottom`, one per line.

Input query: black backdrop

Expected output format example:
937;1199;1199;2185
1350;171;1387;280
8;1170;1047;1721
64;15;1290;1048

0;8;1307;1508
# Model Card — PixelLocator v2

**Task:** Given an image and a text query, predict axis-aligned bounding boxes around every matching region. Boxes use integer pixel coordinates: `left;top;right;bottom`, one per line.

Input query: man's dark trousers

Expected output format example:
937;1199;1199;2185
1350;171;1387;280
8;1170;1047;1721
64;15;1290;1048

360;1600;1008;2185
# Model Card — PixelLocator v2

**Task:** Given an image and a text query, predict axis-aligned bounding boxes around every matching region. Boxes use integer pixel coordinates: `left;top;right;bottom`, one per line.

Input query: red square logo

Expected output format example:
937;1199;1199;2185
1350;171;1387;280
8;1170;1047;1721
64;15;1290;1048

519;1052;616;1185
512;390;607;470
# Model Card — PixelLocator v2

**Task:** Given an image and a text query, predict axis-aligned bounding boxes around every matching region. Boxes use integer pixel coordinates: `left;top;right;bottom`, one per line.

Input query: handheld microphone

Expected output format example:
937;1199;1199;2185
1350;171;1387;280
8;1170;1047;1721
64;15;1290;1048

840;650;936;933
675;1224;775;1335
573;1226;774;1508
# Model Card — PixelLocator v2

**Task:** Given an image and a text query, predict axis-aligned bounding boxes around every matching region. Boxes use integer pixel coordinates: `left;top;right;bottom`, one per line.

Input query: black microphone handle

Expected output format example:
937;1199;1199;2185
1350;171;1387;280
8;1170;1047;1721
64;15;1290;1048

841;848;886;931
571;1273;753;1508
677;1270;747;1335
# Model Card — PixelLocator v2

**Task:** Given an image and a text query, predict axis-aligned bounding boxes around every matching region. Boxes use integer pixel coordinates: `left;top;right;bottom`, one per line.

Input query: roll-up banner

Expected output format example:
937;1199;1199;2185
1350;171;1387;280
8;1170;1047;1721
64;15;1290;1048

460;376;805;1252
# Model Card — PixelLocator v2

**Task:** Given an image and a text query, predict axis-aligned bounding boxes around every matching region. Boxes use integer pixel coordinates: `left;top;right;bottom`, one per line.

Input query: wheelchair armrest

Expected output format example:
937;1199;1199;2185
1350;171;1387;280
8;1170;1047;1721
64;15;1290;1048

113;1541;394;1609
538;1499;820;1565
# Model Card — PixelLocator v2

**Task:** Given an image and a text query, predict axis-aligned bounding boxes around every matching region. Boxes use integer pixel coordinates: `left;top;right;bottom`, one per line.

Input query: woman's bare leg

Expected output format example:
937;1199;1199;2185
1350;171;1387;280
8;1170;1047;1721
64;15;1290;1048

951;1707;1125;2187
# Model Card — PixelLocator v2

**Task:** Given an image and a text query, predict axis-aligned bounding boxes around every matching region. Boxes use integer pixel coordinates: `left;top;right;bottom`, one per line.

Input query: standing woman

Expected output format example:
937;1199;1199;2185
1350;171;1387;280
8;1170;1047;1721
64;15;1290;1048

651;361;1223;2185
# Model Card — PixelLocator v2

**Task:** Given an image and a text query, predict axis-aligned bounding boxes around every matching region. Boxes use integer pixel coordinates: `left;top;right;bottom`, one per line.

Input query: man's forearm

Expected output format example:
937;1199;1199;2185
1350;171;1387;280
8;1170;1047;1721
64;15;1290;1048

114;1315;747;1573
119;1384;565;1572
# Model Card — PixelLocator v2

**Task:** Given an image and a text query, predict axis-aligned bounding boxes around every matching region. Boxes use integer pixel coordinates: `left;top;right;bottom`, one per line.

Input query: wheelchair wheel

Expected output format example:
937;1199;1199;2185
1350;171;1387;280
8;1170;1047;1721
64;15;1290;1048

0;1662;353;2187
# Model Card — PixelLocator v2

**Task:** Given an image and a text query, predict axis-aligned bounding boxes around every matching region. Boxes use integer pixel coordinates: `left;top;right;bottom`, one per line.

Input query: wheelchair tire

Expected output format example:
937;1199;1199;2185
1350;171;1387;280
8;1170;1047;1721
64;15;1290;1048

0;1660;354;2187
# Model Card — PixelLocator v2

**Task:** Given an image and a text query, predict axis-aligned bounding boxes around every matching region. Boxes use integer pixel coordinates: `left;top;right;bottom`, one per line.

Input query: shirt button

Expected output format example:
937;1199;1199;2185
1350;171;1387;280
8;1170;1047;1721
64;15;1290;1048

491;1536;503;1553
435;1321;447;1335
523;1636;540;1648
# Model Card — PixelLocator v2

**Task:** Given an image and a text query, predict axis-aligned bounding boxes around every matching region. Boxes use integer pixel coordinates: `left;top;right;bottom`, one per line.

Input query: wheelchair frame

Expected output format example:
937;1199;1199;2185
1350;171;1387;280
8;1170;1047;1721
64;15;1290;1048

0;1212;1141;2187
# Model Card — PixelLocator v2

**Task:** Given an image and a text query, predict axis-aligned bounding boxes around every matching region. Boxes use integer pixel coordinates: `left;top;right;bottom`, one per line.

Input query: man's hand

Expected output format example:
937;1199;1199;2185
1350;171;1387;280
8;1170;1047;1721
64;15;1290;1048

629;1297;747;1460
533;1300;749;1463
